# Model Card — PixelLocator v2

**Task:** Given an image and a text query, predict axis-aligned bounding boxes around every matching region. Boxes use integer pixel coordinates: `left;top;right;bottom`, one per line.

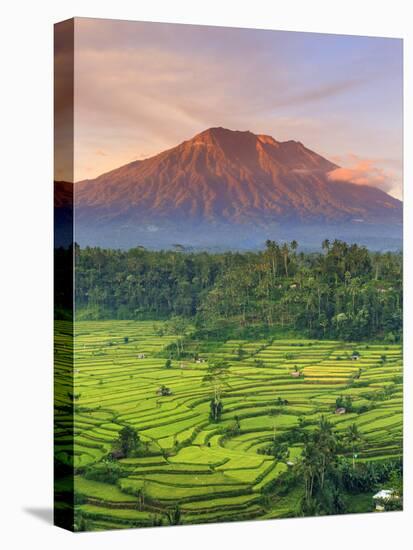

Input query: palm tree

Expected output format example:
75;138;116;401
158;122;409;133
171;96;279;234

265;239;278;279
282;243;290;277
322;239;330;253
315;416;337;489
345;423;363;469
300;440;321;504
290;240;298;252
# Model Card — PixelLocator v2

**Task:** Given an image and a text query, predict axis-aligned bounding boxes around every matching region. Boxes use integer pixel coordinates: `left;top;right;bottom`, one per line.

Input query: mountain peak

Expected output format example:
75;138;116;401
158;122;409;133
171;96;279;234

195;127;252;139
190;127;256;147
186;129;323;168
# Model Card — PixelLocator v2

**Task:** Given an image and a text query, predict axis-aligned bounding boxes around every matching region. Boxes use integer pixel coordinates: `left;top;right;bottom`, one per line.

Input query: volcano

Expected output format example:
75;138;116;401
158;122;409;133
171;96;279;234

73;127;402;250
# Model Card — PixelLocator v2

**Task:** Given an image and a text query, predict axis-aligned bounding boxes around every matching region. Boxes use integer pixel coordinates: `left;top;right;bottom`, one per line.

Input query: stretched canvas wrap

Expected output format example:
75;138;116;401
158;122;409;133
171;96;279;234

54;18;403;532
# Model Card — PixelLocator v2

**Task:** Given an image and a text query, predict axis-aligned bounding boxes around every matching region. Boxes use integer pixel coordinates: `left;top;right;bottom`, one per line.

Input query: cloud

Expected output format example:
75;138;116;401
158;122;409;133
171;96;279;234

327;156;396;194
70;18;402;184
269;78;367;109
72;42;367;180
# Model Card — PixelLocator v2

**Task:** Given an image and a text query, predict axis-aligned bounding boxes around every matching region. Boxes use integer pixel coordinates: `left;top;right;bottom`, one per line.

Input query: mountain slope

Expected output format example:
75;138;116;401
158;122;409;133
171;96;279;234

72;127;402;250
75;127;401;225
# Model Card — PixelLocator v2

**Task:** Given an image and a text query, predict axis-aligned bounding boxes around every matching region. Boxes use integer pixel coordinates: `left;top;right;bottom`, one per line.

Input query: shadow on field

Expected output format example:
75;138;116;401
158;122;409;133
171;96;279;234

24;507;53;524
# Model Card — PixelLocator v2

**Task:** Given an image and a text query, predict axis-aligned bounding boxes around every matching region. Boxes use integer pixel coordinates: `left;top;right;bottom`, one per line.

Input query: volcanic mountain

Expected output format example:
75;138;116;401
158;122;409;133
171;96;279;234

73;127;402;250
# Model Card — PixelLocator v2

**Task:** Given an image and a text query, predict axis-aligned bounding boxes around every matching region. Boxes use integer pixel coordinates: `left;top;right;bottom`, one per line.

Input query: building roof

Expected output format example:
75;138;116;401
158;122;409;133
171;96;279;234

373;489;395;500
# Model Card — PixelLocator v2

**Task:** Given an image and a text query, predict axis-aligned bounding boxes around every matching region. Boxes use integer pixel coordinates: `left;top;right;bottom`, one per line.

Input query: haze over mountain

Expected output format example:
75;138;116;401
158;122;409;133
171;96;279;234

72;128;402;251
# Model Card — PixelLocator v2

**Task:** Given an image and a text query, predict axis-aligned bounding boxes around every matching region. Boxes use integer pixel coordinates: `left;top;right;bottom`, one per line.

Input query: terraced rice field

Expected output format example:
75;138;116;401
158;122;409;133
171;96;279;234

54;320;403;530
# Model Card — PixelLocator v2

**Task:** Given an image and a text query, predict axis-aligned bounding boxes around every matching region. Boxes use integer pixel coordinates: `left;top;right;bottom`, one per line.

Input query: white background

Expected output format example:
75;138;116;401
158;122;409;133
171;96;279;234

1;0;411;548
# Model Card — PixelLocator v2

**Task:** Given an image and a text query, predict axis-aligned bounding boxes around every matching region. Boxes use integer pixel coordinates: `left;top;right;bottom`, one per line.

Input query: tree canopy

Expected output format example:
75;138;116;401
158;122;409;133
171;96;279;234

74;240;402;342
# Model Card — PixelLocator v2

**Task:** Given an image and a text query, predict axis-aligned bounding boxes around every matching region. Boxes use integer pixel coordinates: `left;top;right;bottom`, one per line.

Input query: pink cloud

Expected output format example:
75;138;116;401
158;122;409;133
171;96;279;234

327;157;396;194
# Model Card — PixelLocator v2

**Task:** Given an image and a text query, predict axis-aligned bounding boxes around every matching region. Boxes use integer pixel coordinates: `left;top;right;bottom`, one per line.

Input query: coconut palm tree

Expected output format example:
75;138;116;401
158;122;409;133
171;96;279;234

345;423;363;469
282;243;290;277
300;439;321;504
315;416;337;489
322;239;330;252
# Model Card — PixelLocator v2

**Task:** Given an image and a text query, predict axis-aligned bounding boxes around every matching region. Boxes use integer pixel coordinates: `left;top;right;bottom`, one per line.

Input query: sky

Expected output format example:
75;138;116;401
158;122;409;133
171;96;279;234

72;18;403;199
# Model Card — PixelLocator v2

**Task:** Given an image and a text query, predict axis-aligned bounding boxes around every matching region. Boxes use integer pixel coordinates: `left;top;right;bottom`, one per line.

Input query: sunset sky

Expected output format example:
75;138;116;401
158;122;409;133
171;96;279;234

73;18;403;199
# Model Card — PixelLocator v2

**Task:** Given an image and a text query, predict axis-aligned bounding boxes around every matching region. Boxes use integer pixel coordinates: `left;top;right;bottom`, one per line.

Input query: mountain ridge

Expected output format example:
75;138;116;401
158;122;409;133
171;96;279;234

70;127;402;250
75;127;401;225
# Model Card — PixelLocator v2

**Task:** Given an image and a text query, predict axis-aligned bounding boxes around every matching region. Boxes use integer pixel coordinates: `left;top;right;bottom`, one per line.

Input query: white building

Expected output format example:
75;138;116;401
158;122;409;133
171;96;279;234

372;489;398;511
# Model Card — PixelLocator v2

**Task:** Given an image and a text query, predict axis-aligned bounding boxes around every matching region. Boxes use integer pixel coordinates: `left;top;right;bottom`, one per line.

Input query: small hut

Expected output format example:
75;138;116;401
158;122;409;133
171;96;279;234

291;371;302;378
373;489;398;511
335;407;346;415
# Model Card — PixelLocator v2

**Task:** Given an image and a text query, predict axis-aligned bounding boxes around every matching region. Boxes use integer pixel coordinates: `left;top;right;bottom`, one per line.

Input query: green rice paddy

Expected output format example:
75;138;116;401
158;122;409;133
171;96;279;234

54;320;402;530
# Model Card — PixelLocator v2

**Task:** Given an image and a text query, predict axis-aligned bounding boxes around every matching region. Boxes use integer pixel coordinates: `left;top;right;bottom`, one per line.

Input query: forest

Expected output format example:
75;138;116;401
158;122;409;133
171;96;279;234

73;239;402;342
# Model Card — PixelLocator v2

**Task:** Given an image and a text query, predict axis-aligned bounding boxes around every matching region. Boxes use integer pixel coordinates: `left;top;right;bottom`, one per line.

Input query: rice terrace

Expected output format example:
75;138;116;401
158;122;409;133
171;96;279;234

55;299;402;530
